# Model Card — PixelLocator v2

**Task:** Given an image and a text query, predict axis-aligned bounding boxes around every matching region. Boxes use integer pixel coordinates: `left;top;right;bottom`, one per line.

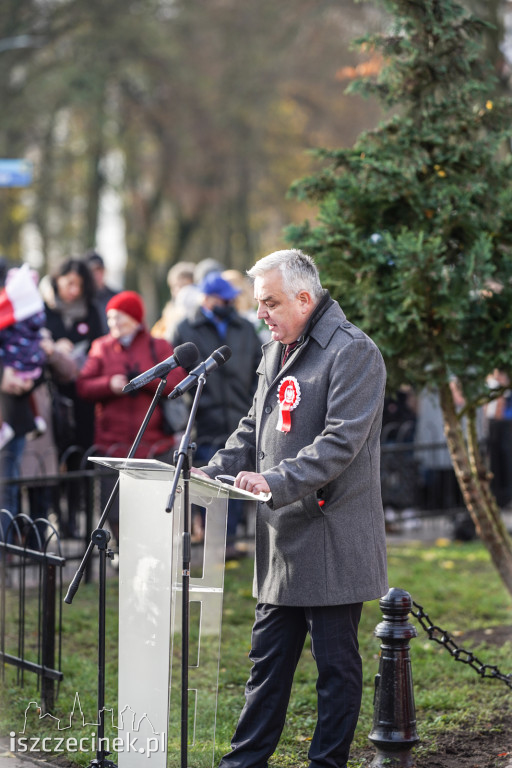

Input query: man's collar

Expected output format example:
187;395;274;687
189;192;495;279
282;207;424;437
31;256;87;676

279;290;334;365
294;289;334;346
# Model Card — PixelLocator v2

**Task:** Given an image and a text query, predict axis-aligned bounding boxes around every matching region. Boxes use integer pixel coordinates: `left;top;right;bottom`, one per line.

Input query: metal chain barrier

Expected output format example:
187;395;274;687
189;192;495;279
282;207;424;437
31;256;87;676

411;600;512;690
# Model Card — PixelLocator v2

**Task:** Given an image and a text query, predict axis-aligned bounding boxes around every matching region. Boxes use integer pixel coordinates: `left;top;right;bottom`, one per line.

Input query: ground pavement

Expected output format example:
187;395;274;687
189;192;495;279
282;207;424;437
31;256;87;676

0;736;47;768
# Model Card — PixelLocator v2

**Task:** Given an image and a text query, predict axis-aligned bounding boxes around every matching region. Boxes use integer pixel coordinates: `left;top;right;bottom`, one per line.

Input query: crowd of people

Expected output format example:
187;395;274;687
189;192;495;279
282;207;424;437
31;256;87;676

0;251;270;553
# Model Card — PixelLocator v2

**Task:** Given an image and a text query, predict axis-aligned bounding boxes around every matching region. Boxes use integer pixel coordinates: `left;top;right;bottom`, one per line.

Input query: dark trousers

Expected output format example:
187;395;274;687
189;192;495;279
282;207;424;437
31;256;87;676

219;601;363;768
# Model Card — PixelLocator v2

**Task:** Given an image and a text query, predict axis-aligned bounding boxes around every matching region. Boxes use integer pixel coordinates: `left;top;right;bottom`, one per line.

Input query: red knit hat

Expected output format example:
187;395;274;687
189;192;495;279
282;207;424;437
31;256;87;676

106;290;145;324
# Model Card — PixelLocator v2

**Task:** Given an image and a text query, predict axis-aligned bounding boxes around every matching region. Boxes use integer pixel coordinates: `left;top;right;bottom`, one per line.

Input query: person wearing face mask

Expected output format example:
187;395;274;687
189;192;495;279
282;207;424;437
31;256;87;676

76;290;187;544
171;271;262;555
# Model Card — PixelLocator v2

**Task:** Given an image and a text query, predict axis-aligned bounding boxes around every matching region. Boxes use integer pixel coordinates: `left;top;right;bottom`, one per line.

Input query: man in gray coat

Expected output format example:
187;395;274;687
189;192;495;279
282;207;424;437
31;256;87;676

194;248;388;768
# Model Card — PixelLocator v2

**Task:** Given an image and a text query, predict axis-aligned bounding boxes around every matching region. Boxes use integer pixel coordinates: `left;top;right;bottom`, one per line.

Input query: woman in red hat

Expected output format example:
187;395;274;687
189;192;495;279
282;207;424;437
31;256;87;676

76;290;188;543
77;290;188;457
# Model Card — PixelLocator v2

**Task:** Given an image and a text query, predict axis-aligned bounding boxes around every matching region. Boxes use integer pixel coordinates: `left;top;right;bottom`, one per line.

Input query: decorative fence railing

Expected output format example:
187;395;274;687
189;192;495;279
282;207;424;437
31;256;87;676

0;511;65;711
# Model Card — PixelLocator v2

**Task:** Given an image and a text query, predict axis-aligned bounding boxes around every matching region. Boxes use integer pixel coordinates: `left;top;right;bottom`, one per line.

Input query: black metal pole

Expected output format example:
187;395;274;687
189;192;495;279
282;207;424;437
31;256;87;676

165;374;205;514
41;563;56;712
165;375;206;768
89;528;116;768
181;452;191;768
368;587;419;768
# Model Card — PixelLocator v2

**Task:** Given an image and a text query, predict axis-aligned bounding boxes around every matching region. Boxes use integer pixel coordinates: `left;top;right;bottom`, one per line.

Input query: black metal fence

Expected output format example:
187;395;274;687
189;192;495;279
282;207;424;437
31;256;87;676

380;421;477;540
1;444;116;574
0;511;65;711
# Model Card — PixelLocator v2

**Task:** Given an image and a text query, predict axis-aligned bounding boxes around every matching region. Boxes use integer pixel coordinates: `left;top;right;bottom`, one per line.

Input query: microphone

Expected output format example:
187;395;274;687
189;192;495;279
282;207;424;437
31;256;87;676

167;345;232;400
122;342;199;393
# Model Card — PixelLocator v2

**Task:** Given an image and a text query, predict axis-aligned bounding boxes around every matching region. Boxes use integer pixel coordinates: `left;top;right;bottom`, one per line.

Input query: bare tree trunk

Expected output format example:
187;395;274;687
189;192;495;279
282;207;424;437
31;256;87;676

34;111;60;274
439;382;512;597
173;211;202;263
466;405;511;543
85;88;107;248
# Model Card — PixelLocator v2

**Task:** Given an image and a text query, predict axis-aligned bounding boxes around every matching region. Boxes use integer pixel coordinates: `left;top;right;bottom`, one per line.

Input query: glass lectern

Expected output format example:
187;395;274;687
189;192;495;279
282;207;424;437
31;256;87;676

89;458;267;768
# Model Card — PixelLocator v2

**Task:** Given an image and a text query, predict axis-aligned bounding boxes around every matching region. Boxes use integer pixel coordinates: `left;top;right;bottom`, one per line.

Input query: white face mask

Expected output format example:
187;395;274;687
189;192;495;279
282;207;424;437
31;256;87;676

118;330;139;347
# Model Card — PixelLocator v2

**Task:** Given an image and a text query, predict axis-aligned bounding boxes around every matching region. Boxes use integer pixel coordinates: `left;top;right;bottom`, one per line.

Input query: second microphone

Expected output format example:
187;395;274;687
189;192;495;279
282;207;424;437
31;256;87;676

167;345;232;399
123;341;199;393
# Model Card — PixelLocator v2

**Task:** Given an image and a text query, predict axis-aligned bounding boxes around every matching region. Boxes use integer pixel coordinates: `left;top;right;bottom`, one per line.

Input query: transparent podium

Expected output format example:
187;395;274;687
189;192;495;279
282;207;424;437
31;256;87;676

90;458;267;768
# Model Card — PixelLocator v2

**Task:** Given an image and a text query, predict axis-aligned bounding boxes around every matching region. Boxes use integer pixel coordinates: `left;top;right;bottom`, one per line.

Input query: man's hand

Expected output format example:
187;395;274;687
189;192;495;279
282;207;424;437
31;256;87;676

235;471;270;496
191;467;210;479
0;367;34;396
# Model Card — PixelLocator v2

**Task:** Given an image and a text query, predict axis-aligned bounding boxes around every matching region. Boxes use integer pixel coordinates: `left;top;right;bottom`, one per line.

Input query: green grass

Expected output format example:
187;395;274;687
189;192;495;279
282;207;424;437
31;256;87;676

1;539;511;767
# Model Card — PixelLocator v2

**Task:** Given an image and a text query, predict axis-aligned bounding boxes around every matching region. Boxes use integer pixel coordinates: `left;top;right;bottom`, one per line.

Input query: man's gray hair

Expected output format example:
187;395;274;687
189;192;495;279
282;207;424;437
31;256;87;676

247;249;323;301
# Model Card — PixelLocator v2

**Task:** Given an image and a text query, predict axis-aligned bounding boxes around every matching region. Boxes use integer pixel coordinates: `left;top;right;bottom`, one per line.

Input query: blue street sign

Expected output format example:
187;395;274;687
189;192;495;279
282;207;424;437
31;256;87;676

0;159;33;188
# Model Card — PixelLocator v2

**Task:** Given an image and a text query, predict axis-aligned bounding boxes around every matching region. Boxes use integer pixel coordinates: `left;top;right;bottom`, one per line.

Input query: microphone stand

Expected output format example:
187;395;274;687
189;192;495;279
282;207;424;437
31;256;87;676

165;374;206;768
64;377;170;768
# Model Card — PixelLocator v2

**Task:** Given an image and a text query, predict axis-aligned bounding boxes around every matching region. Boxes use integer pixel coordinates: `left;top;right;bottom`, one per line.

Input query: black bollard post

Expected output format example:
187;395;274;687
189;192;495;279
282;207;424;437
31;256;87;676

368;587;419;768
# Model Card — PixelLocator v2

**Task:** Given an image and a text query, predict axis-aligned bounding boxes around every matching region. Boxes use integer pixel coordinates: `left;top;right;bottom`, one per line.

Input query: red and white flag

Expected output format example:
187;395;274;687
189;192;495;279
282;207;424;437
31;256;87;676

0;263;44;331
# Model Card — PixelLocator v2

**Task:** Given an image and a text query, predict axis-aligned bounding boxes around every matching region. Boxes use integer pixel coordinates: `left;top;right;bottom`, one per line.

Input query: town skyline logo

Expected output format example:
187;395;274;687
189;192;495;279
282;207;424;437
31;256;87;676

10;693;166;757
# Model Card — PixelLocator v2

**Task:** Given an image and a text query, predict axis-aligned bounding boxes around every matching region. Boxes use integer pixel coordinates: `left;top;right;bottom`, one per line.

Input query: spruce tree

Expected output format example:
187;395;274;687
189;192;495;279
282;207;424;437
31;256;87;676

287;0;512;595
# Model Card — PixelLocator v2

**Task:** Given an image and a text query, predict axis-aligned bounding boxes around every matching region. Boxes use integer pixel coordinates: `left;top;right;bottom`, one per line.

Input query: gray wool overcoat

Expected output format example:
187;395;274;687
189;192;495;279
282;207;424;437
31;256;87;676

202;299;389;607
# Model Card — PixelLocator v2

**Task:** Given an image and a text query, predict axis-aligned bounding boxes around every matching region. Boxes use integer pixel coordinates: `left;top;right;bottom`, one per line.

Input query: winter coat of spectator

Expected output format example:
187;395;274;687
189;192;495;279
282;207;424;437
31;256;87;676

20;334;80;543
172;272;262;456
171;271;262;554
76;290;187;458
76;290;187;544
44;258;104;453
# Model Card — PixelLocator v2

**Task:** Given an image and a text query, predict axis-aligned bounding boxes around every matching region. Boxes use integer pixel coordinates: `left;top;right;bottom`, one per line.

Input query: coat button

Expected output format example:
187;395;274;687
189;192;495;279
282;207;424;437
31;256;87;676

264;405;272;414
258;451;265;460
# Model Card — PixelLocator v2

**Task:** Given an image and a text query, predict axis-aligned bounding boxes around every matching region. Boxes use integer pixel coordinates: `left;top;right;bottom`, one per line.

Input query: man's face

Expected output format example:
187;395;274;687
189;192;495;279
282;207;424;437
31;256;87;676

254;269;313;345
